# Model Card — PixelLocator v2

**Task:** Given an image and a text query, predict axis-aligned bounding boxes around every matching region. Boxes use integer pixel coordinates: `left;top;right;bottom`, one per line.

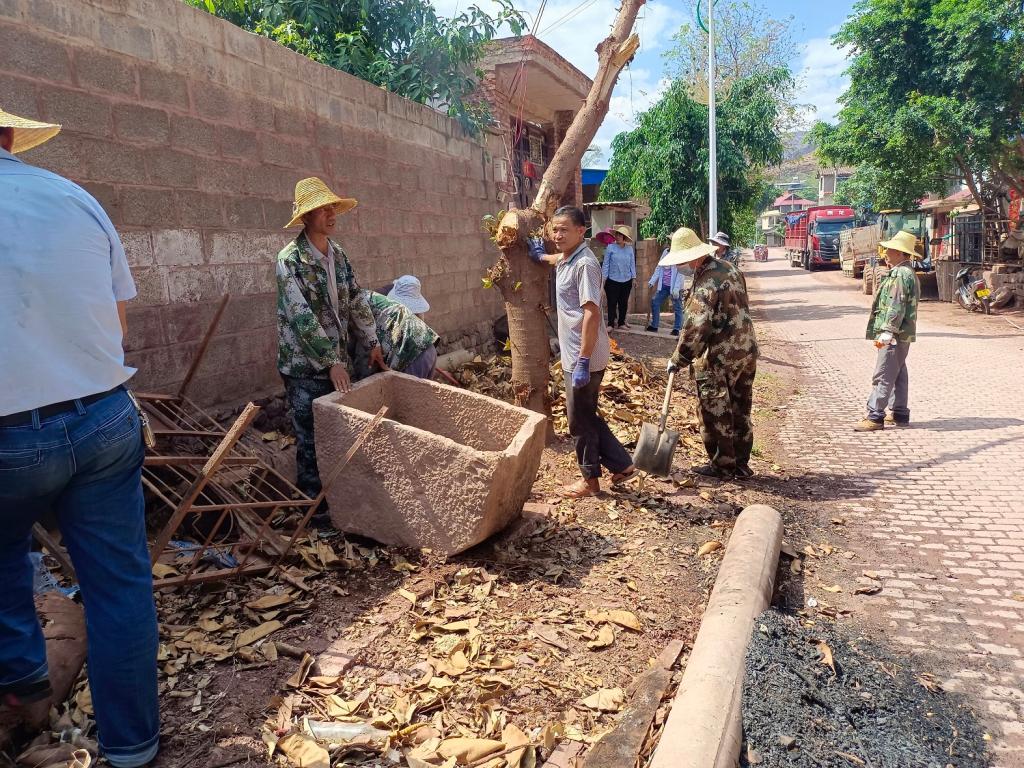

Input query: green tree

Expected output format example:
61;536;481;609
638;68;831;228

811;0;1024;215
831;164;912;216
664;0;800;114
186;0;524;132
600;70;789;242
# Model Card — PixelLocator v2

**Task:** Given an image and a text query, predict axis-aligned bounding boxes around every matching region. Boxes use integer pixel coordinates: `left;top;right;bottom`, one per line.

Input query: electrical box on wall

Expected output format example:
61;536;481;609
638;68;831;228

493;158;508;183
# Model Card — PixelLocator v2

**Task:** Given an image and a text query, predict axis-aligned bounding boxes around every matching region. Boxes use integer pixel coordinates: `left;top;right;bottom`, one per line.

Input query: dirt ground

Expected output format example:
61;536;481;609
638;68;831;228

11;272;991;768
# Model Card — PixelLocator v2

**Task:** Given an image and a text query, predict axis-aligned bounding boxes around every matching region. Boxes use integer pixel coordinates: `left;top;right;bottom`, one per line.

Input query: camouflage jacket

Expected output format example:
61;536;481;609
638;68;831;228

867;262;919;343
276;233;378;378
351;291;439;379
671;257;758;371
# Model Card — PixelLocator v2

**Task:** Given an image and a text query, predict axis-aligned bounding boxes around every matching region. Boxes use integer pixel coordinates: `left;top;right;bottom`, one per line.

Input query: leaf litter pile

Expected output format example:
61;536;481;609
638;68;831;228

742;610;988;768
82;336;764;768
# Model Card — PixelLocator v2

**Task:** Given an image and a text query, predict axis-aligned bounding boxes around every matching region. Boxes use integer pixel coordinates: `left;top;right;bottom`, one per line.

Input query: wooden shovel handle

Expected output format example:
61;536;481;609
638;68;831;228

659;370;675;433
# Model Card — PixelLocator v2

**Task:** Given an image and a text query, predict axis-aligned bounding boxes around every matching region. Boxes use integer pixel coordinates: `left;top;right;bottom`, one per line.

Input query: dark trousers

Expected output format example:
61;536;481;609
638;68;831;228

282;375;335;498
564;369;633;479
604;278;632;326
694;361;757;472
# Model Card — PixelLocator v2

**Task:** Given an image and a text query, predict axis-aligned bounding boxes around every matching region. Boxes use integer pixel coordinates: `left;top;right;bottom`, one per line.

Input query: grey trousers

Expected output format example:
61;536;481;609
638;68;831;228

866;341;911;422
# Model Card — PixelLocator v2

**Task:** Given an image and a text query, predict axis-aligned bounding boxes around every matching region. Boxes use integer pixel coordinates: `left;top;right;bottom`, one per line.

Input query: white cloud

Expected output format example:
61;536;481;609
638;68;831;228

793;35;850;126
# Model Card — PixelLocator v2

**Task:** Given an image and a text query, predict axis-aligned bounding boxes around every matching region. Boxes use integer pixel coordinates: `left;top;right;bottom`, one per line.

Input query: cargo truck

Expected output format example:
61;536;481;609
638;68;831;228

784;205;857;271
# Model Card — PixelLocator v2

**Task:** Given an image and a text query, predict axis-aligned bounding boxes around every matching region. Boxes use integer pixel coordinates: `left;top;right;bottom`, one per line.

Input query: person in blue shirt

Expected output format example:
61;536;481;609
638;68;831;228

645;252;687;336
600;225;636;329
0;108;159;768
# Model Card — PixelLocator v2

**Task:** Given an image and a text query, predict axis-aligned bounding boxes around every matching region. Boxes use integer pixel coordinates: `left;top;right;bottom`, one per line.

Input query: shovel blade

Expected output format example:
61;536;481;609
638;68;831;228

632;421;681;477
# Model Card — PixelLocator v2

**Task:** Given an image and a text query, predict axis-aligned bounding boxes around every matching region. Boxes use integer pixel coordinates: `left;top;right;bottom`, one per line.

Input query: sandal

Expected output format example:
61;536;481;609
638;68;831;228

611;466;638;485
560;480;600;498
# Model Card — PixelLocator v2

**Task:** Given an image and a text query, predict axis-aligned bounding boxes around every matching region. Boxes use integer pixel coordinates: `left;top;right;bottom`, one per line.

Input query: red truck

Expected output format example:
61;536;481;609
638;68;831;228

785;205;857;271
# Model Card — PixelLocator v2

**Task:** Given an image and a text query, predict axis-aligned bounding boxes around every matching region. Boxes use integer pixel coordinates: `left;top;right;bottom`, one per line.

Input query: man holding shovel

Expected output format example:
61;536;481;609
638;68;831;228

663;228;758;479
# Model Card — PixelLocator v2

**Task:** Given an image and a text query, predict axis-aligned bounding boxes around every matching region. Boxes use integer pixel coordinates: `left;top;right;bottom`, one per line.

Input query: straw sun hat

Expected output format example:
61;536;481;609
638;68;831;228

0;107;61;154
613;225;634;242
878;230;919;258
284;177;358;229
659;227;717;267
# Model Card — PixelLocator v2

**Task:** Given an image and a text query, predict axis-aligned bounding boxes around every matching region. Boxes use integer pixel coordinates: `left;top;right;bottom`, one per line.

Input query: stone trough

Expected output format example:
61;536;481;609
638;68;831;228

313;371;547;555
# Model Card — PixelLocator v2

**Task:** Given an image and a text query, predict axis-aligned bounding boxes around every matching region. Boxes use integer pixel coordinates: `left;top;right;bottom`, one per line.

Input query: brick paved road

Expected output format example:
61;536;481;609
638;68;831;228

746;252;1024;766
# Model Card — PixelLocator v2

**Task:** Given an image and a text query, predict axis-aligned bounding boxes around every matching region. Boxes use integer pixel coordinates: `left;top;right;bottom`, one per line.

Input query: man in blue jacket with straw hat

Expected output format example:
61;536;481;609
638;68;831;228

276;177;385;499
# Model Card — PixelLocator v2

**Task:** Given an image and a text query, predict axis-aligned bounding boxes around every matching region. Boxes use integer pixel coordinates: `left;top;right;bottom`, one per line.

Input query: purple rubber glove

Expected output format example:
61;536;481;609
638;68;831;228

528;237;546;263
572;357;591;389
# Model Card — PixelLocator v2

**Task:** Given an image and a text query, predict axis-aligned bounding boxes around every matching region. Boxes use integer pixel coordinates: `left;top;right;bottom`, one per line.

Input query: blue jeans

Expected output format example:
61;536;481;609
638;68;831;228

0;389;159;767
650;286;683;331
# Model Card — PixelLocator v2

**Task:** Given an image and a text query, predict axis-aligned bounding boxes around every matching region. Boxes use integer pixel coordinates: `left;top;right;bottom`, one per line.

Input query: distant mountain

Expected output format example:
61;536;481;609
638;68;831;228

781;130;813;161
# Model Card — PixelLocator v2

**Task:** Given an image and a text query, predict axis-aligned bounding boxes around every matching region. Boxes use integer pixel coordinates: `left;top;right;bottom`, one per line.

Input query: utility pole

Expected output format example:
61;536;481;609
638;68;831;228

707;0;717;237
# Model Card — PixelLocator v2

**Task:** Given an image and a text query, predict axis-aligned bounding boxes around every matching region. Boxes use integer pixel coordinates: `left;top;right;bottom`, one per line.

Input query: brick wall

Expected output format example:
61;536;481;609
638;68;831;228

0;0;504;405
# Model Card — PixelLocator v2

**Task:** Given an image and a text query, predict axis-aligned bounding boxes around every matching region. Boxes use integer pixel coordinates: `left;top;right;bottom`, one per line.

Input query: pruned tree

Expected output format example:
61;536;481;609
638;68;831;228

484;1;645;418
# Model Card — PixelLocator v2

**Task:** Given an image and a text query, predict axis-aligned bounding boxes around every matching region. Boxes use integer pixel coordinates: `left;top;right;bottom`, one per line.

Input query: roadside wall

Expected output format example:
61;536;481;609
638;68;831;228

0;0;503;405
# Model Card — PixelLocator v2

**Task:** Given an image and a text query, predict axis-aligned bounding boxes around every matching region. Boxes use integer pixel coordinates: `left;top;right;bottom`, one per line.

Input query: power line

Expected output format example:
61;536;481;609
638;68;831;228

538;0;601;36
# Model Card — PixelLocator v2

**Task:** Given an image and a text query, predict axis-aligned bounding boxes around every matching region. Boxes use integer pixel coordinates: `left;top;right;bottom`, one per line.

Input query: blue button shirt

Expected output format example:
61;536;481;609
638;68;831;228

0;148;136;415
601;242;636;282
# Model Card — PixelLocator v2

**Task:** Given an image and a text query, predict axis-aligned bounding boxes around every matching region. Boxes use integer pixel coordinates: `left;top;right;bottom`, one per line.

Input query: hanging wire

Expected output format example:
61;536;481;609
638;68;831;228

539;0;601;36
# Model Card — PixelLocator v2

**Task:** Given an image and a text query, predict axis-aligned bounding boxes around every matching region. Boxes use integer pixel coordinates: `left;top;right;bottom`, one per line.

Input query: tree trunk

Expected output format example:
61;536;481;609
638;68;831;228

490;0;646;421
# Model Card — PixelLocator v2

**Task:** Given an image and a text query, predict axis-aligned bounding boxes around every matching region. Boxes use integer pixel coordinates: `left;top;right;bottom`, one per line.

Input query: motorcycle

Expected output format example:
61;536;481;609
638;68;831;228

955;267;991;314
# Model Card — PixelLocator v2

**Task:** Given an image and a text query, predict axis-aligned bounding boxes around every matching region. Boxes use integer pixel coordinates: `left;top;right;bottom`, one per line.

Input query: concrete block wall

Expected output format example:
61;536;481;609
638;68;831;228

0;0;503;405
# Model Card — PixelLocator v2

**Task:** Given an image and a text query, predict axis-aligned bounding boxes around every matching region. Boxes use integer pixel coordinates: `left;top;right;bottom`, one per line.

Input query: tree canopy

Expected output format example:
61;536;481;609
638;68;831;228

600;69;789;243
186;0;525;132
811;0;1024;214
664;0;799;115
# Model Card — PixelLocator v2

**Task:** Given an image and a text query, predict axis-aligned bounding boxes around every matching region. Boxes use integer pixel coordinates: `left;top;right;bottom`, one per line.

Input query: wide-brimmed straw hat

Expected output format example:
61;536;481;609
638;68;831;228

613;225;634;242
709;231;731;248
0;107;61;154
284;177;357;229
387;274;430;314
659;227;717;266
878;230;919;258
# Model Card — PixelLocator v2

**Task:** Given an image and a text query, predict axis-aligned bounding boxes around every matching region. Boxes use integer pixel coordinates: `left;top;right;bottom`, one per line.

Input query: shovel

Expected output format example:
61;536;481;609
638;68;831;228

632;370;680;476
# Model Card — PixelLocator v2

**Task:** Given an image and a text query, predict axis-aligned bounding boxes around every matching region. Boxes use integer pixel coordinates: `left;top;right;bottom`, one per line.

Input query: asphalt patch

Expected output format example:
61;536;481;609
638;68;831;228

742;610;989;768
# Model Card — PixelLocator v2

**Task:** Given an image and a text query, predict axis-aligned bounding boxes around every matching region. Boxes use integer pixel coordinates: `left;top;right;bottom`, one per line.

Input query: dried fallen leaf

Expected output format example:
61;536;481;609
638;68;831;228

587;624;615;650
152;563;178;579
286;653;315;688
278;732;329;768
854;585;882;596
817;642;836;676
234;620;282;650
862;571;880;581
697;541;723;557
820;584;842;594
437;737;504;763
917;673;943;693
581;687;625;712
247;593;295;611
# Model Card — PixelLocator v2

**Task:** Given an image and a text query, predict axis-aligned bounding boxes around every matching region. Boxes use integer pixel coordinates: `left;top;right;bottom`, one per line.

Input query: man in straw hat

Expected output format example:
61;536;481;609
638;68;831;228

663;227;758;478
854;230;921;431
0;108;159;767
277;177;386;498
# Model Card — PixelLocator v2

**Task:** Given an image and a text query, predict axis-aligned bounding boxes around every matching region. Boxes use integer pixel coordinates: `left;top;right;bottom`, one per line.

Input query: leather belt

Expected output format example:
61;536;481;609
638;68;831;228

0;386;123;427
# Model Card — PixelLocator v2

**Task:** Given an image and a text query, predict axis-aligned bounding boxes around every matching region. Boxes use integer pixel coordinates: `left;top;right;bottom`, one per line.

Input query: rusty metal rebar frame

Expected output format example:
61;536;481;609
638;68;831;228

150;402;261;566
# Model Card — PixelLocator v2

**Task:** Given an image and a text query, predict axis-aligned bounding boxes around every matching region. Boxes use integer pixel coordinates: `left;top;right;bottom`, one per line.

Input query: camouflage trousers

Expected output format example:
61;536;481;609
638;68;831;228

282;375;335;498
693;358;757;473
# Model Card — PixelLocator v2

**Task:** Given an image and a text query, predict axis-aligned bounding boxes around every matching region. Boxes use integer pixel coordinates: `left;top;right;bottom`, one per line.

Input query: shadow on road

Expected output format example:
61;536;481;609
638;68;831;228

907;416;1024;431
748;300;866;323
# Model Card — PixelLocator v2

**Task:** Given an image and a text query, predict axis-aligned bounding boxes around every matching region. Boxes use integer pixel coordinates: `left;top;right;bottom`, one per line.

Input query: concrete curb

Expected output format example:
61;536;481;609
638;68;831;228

650;504;783;768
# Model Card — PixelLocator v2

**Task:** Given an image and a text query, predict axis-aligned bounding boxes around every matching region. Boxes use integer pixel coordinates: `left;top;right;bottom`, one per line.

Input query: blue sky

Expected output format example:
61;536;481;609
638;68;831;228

431;0;857;163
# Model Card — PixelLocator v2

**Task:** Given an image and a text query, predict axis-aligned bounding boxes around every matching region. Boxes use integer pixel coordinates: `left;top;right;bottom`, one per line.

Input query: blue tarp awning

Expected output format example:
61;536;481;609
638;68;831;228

582;168;608;186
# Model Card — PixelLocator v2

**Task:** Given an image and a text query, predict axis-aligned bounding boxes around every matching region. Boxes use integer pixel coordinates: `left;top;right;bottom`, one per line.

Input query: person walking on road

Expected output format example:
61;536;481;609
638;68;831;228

663;227;759;478
601;225;636;330
0;108;159;768
645;258;686;335
710;231;737;265
276;177;386;497
855;230;920;432
528;207;636;497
